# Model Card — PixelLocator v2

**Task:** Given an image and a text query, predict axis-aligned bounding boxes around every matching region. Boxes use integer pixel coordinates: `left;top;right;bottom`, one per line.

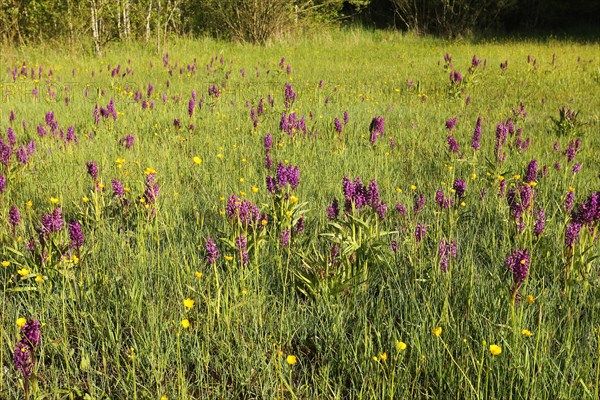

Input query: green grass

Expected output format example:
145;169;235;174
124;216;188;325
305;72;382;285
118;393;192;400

1;29;599;399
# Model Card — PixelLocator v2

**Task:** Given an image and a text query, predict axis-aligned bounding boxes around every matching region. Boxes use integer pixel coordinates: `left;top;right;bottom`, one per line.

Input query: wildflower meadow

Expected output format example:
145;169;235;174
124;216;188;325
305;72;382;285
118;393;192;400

1;30;599;399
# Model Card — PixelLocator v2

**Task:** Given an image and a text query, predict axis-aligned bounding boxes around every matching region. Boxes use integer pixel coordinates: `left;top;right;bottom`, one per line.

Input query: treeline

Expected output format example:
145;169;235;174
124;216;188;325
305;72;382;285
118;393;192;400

1;0;598;52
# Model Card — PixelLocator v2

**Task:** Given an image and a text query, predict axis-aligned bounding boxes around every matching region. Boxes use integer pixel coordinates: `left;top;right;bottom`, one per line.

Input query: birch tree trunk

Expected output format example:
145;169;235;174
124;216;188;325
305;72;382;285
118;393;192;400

90;0;102;56
145;0;153;42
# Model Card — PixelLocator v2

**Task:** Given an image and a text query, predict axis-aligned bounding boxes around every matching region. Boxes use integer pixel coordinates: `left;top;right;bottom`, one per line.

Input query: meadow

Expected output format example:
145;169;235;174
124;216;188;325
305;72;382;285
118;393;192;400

1;30;599;399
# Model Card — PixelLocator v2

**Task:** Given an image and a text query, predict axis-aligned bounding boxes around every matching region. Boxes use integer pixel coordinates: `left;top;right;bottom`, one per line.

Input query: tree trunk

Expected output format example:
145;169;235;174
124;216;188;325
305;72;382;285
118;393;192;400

146;0;153;42
90;0;102;56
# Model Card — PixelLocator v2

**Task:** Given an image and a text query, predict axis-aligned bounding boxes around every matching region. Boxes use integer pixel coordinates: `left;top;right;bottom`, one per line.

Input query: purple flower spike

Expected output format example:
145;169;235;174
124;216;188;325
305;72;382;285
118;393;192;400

13;341;33;377
86;161;98;181
525;159;538;183
280;228;290;247
453;178;466;198
447;135;460;153
119;135;135;149
534;209;545;237
111;179;125;198
415;223;427;243
395;202;407;217
445;117;457;131
505;249;530;288
235;235;249;266
565;222;582;247
369;116;385;144
327;199;339;219
334;118;343;134
68;220;85;249
205;237;220;264
471;117;482;151
144;173;159;203
438;237;457;272
450;70;462;84
189;99;196;117
21;318;41;347
9;205;20;227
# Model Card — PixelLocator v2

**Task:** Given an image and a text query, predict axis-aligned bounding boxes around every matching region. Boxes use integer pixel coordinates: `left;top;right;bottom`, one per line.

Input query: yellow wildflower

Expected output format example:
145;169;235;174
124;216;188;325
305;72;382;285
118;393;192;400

193;156;202;165
526;295;535;304
251;187;259;193
35;275;44;283
183;298;194;310
2;261;10;267
181;319;190;329
17;268;30;277
432;327;442;336
489;344;502;356
286;355;297;365
395;341;407;351
194;271;203;279
16;318;27;327
521;329;533;337
50;197;59;204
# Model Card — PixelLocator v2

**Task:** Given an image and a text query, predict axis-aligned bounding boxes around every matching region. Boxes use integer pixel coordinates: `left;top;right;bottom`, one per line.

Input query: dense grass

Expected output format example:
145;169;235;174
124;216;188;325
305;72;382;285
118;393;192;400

1;29;599;399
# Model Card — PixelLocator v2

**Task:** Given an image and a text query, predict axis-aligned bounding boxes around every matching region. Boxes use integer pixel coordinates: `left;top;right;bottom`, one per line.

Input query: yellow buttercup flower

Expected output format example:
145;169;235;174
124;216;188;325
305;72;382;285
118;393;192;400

1;261;10;267
432;327;442;336
194;271;203;279
17;268;30;277
144;167;157;175
50;197;59;204
378;352;387;361
183;298;194;310
410;185;417;191
526;295;535;304
251;187;259;193
286;355;297;365
395;341;407;351
161;396;168;400
489;344;502;356
521;329;533;337
217;153;223;159
26;200;33;208
35;275;44;283
289;196;298;203
224;255;233;261
395;188;402;193
82;196;90;203
16;318;27;327
471;173;477;180
193;156;202;165
181;319;190;329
